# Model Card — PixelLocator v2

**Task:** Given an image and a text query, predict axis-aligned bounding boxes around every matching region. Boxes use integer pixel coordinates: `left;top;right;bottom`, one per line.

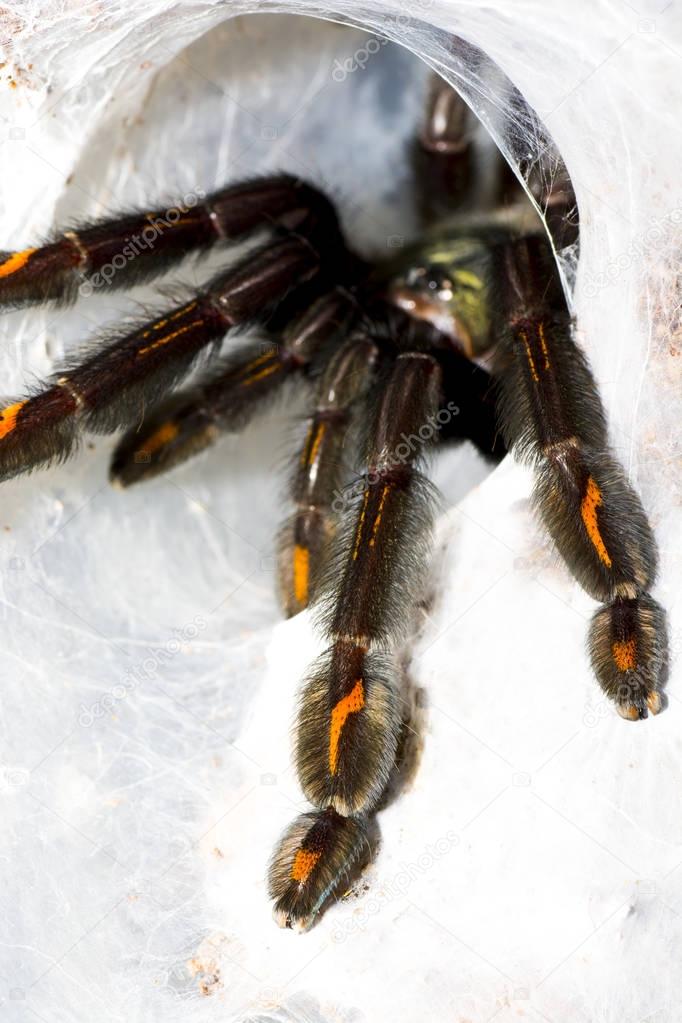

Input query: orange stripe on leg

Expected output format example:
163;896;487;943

293;544;310;605
137;320;203;356
291;847;322;883
369;483;390;548
519;328;539;383
537;321;551;370
580;476;612;567
308;422;326;467
137;421;179;459
351;488;370;561
242;360;281;386
0;400;26;440
0;248;37;278
329;679;365;775
612;638;637;671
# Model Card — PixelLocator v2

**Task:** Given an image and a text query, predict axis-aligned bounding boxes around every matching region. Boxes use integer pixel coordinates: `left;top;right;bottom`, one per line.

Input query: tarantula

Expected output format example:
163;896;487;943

0;71;667;931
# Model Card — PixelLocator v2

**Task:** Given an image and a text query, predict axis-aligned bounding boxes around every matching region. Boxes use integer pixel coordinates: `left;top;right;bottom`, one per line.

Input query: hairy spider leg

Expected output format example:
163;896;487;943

110;287;360;487
412;72;477;225
269;346;443;930
108;249;507;493
494;235;667;719
0;232;328;482
277;331;380;616
413;72;579;256
0;174;338;308
434;343;506;459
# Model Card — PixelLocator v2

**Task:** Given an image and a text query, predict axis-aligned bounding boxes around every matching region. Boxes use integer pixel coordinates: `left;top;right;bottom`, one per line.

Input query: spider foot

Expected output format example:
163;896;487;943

268;808;371;932
589;594;668;720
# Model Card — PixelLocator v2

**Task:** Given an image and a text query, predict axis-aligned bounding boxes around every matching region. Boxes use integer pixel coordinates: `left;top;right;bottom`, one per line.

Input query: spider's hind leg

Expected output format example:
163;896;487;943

269;332;443;930
494;235;667;719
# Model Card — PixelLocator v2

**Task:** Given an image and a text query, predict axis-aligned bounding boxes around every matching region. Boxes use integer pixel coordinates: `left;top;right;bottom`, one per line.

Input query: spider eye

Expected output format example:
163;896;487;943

388;252;489;356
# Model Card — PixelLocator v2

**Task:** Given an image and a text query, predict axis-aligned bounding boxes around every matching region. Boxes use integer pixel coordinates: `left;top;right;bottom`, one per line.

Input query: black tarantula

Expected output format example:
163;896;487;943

0;66;667;931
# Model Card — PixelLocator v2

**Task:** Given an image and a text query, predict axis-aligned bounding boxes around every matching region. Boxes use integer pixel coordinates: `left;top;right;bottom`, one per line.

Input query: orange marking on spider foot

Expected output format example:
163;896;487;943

329;678;365;775
369;483;390;548
138;421;179;458
580;476;612;567
291;847;322;883
0;400;26;439
293;544;310;606
612;638;637;671
0;248;37;279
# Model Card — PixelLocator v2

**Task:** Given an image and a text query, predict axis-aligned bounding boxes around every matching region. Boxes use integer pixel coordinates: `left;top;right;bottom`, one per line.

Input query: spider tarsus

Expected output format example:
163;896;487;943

589;594;668;720
268;808;371;932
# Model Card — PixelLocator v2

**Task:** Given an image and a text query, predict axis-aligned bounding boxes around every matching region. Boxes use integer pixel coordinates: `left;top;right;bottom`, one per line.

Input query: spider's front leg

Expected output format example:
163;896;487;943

495;236;667;719
269;343;443;930
0;175;333;307
0;215;349;482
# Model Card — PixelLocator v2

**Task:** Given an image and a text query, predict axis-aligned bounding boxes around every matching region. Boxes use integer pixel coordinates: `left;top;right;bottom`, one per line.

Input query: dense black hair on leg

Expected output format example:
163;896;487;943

493;235;667;719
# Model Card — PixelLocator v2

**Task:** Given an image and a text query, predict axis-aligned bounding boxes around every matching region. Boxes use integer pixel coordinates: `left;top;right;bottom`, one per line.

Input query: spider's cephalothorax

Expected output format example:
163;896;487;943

0;72;667;930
